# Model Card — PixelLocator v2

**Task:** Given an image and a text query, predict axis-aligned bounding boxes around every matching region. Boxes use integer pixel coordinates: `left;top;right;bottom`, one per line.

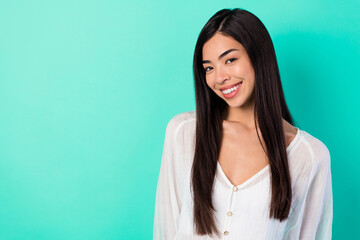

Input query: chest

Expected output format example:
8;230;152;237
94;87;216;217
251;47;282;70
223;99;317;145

218;129;269;186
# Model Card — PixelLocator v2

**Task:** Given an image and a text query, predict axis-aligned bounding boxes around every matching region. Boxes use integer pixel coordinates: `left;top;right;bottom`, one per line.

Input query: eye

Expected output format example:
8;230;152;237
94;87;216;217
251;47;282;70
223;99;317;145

204;66;213;72
226;58;237;64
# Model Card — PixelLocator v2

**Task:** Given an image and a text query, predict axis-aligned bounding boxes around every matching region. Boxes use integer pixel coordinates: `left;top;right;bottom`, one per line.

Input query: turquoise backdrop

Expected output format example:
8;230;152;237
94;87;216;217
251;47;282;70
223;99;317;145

0;0;359;239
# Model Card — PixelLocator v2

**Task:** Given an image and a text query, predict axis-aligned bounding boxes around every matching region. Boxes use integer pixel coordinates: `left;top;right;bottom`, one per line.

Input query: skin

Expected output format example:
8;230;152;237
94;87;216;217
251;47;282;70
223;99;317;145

202;32;298;186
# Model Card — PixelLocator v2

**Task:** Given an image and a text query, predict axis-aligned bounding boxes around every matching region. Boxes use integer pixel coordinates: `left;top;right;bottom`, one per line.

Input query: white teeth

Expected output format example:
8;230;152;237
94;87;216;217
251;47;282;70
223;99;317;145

221;82;242;94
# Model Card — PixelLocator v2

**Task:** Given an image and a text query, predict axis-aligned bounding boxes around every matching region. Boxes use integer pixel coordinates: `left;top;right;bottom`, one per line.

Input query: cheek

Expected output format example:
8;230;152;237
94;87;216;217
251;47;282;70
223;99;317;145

248;67;256;83
205;77;214;89
233;61;254;78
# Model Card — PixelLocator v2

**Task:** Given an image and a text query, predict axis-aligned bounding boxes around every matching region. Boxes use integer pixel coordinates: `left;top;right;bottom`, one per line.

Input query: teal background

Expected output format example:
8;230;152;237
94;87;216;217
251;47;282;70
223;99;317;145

0;0;359;239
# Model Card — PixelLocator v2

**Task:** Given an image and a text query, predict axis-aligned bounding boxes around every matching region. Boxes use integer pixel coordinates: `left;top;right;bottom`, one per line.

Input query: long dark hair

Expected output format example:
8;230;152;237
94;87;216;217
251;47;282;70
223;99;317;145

191;8;295;237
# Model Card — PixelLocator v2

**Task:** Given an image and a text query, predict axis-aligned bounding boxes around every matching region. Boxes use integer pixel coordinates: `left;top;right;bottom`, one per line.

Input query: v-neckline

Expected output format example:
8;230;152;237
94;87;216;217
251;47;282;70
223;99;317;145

216;127;301;189
216;161;269;189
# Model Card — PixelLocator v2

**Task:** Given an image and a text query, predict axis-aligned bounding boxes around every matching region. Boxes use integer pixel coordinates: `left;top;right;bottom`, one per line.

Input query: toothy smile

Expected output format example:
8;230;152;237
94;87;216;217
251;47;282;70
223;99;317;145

220;82;243;94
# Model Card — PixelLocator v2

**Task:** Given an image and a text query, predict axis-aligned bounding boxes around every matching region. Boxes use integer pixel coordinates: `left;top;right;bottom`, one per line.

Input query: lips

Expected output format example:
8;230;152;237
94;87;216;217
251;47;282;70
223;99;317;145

219;81;243;91
220;81;242;99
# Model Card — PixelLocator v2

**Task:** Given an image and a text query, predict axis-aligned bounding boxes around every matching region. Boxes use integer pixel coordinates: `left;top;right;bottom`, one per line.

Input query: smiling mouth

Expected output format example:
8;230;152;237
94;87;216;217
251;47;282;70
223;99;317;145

220;81;243;94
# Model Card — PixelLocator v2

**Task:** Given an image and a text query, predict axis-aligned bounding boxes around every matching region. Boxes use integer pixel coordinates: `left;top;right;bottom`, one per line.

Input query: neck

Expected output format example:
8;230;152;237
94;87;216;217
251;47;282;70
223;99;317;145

222;102;257;130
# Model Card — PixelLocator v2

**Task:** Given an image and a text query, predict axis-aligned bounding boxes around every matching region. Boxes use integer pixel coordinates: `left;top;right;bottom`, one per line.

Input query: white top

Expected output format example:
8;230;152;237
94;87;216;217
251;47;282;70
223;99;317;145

153;111;333;240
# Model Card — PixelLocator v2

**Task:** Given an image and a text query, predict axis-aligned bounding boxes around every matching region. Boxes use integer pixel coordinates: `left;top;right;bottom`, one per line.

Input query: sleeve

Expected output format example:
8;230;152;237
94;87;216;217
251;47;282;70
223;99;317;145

153;117;183;240
299;143;333;240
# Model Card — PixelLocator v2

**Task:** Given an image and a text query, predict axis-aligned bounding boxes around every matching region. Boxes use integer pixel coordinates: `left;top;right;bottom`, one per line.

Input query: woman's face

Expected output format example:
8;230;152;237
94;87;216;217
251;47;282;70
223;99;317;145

202;33;255;109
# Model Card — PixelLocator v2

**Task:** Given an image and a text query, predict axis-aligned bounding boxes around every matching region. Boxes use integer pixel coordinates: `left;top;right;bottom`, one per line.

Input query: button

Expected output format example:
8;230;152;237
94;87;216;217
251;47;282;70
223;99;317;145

233;186;238;192
224;231;229;235
227;211;232;216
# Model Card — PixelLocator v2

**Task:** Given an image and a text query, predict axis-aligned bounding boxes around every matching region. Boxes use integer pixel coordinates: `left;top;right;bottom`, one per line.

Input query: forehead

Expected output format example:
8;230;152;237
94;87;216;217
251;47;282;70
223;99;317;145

202;33;244;58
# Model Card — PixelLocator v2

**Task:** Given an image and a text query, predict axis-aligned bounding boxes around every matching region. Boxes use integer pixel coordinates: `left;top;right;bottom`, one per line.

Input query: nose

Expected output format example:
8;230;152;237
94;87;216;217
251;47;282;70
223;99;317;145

215;66;230;84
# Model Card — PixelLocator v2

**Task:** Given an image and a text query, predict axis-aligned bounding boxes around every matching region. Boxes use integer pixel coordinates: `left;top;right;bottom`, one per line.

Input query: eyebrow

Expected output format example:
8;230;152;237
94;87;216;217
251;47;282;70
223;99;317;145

202;48;239;64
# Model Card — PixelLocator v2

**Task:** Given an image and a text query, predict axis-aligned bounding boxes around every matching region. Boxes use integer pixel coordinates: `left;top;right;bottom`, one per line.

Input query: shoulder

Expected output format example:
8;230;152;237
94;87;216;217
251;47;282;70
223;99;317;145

282;118;299;147
300;130;331;167
165;110;196;136
290;128;331;178
162;111;197;178
287;128;332;200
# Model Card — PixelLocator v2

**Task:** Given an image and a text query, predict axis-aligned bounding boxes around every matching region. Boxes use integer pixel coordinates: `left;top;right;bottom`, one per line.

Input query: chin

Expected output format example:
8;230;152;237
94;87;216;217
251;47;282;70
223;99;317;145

223;100;240;108
228;103;242;108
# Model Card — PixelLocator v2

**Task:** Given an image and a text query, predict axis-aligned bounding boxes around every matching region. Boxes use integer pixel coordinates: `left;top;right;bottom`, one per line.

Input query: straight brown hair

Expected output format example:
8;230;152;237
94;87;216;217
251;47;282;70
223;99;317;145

191;8;296;238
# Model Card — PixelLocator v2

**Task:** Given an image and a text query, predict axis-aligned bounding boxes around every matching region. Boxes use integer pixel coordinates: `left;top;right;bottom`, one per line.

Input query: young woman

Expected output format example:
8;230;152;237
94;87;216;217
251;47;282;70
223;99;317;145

153;8;333;240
